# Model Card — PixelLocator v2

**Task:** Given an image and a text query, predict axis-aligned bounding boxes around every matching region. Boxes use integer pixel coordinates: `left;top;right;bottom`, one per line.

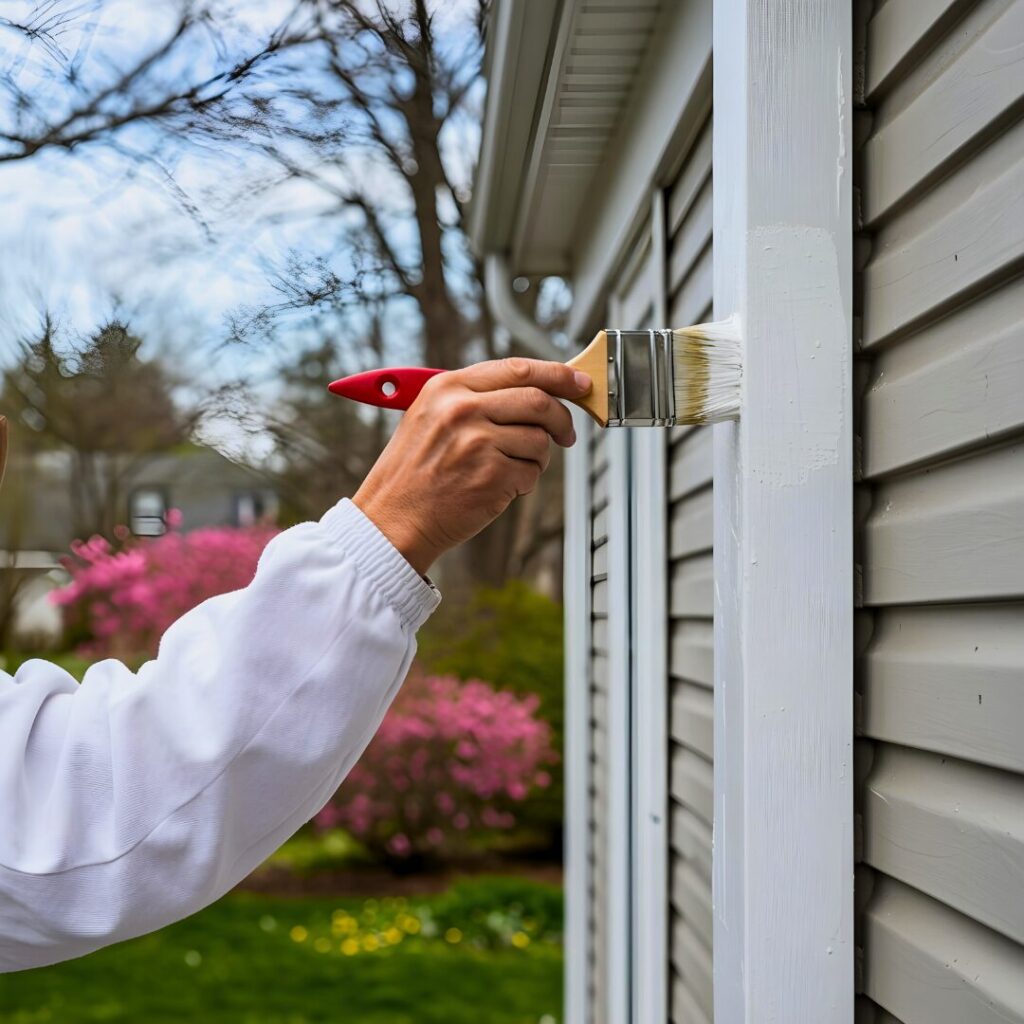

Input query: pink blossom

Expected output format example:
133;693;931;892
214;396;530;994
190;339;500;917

52;524;278;658
387;833;412;857
315;673;557;862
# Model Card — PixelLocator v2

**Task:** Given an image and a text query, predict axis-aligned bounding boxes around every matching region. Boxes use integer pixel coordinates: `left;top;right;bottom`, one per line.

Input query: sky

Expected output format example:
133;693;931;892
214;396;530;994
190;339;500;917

0;0;484;453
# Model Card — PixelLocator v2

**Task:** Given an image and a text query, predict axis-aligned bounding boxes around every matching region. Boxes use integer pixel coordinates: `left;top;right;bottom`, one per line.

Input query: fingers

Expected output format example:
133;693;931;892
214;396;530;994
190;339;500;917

482;388;575;446
457;357;591;400
493;425;553;472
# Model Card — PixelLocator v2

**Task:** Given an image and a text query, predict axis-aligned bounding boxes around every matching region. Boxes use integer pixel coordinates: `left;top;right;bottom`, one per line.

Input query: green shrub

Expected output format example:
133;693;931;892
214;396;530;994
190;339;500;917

0;650;94;681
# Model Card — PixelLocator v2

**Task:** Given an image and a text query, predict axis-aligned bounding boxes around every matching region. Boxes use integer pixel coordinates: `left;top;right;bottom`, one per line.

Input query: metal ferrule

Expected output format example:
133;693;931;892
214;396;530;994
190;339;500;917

606;329;677;427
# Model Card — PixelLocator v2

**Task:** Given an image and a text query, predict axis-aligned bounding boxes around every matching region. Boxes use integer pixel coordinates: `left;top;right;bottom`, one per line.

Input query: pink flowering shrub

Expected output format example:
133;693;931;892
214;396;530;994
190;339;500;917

52;517;278;658
316;673;557;864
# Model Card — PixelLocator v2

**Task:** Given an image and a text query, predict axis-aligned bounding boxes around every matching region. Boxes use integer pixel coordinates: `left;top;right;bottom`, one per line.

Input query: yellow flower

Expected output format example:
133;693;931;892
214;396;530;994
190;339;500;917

444;928;462;944
384;927;403;945
314;937;331;954
362;935;380;952
289;926;308;943
341;938;360;957
511;931;530;949
400;915;421;934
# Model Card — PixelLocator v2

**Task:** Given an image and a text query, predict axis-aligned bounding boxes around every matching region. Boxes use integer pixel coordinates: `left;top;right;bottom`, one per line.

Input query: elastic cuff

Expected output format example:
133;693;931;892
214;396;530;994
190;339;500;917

319;499;441;632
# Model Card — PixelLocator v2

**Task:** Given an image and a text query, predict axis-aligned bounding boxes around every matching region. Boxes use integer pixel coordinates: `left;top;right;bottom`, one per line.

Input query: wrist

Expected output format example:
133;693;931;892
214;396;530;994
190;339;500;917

352;489;438;576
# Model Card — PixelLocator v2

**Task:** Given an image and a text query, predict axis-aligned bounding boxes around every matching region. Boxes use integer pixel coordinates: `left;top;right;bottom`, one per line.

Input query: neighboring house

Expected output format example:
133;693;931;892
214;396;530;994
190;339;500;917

0;446;278;644
472;2;1023;1023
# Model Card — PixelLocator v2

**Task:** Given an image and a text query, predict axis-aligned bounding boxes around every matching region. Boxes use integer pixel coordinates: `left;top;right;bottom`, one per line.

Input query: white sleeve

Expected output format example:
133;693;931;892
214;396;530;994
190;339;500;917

0;499;439;972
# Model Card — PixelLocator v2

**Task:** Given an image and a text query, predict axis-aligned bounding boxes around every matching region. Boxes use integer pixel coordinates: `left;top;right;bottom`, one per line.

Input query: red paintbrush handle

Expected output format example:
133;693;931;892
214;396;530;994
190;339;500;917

328;367;446;411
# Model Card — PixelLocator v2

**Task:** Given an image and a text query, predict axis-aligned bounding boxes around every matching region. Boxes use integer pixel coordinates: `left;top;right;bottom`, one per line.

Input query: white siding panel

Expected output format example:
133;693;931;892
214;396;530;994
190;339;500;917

667;178;712;297
671;978;712;1024
864;0;972;99
670;551;714;618
670;682;714;761
668;118;712;235
864;746;1024;945
863;280;1024;477
670;619;714;689
861;1;1024;225
863;441;1024;605
669;485;713;559
863;878;1024;1024
671;857;713;948
668;429;713;501
667;107;715;1024
862;604;1024;774
668;242;713;329
671;916;714;1022
587;430;610;1023
862;142;1024;347
671;804;713;884
671;747;713;827
856;3;1024;1020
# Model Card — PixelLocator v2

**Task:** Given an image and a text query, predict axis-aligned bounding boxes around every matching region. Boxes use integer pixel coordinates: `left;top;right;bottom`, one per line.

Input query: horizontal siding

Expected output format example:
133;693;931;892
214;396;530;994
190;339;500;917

861;0;1024;225
863;441;1024;605
862;281;1024;476
863;878;1024;1024
862;604;1024;774
864;746;1024;945
856;2;1024;1021
667;107;714;1023
863;0;976;100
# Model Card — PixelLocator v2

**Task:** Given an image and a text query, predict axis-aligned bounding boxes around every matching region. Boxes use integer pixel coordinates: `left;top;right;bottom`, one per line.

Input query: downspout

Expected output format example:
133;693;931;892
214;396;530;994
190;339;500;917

484;252;562;361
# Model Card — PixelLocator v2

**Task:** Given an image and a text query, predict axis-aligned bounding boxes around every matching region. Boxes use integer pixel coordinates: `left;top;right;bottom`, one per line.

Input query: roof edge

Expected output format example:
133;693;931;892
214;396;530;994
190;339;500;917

468;0;563;256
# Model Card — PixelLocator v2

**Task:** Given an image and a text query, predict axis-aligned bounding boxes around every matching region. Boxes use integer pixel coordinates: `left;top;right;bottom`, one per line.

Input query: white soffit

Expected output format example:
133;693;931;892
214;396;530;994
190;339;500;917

472;0;664;276
513;1;662;275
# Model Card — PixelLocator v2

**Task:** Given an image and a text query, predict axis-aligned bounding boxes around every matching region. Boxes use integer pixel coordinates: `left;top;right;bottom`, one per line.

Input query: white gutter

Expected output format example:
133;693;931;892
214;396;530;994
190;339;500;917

484;253;562;361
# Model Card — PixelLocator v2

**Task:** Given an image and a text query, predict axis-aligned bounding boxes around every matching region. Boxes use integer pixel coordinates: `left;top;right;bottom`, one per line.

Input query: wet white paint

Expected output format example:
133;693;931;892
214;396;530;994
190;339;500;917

747;224;846;488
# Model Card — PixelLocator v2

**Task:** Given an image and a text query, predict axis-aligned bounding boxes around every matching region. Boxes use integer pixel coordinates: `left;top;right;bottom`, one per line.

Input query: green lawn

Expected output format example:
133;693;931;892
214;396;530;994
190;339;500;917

0;881;563;1024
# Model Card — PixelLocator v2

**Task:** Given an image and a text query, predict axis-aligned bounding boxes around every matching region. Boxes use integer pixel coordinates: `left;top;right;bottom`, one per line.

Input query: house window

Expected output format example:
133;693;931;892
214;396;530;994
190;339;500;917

235;491;276;527
129;488;168;537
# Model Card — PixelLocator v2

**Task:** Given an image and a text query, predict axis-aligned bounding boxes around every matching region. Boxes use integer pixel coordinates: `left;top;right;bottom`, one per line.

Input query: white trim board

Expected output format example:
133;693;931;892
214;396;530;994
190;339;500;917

631;187;670;1024
711;0;855;1021
606;418;633;1023
563;407;592;1024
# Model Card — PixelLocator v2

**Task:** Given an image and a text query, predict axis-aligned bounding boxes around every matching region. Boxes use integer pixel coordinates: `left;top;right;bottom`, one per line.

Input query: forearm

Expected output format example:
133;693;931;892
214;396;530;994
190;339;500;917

0;499;438;972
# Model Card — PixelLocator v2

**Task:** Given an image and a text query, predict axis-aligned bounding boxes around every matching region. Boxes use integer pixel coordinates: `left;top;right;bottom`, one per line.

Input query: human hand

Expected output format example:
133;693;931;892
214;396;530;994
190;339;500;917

353;358;591;574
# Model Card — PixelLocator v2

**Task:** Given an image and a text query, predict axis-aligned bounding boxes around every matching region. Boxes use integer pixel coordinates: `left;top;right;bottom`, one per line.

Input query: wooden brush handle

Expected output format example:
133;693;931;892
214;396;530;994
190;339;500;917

564;331;609;426
328;332;611;425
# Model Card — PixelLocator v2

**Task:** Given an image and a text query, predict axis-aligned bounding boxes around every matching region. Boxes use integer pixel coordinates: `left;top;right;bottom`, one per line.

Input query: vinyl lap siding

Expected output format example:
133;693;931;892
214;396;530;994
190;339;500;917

667;111;714;1024
854;2;1024;1021
588;429;610;1024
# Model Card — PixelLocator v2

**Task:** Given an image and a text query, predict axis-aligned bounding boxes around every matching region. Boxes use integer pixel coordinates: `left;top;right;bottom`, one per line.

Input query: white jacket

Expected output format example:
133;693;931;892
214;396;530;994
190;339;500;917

0;499;439;972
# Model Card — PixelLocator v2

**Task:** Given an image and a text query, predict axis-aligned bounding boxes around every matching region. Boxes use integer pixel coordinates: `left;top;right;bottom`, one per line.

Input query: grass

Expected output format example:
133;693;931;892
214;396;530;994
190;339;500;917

0;651;94;681
0;879;563;1024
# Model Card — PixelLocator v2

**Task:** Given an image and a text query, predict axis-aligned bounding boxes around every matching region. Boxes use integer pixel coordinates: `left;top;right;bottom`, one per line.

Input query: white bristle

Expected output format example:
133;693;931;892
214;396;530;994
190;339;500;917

672;314;743;423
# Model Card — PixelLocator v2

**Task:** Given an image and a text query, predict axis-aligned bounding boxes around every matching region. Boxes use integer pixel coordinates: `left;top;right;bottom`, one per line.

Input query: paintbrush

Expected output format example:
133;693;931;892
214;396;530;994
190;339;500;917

328;317;741;427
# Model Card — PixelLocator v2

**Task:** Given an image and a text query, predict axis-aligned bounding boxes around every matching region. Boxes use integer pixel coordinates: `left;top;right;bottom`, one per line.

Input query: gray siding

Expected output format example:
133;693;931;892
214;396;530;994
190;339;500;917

667;110;714;1024
588;428;610;1024
854;1;1024;1021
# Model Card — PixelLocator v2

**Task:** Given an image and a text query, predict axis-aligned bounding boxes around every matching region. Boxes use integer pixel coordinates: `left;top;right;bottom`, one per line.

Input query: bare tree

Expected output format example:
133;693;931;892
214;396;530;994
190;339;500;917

0;1;318;165
1;0;566;589
220;1;571;588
